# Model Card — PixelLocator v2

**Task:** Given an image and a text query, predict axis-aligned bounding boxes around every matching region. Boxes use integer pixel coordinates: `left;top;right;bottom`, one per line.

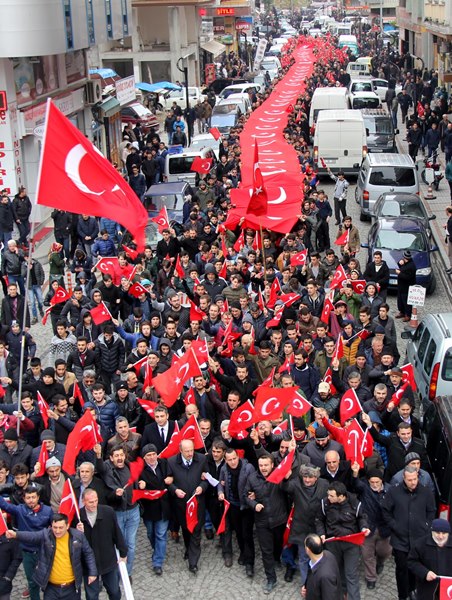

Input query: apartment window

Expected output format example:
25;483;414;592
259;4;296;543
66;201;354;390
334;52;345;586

86;0;95;45
121;0;129;36
105;0;113;39
63;0;74;49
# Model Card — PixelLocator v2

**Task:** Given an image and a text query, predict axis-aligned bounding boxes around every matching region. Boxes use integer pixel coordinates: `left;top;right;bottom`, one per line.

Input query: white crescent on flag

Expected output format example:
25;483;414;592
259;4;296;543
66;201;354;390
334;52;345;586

261;398;281;416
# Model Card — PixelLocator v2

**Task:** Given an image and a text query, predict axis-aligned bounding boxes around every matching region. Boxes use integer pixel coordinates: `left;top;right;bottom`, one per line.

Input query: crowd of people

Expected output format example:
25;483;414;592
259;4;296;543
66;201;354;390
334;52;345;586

0;15;450;600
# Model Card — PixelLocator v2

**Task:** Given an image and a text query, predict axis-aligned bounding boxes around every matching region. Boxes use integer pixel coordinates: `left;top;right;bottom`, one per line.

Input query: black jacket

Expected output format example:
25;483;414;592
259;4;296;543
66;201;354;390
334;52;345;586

1;294;30;328
217;458;256;510
141;420;177;454
95;333;125;374
369;428;429;480
408;534;452;600
0;439;32;470
17;528;97;591
315;493;368;538
397;257;417;292
351;476;392;537
245;470;288;528
80;504;127;575
0;535;21;595
0;201;14;233
167;452;209;512
381;482;436;551
306;549;342;600
282;477;329;545
138;459;172;521
363;260;390;292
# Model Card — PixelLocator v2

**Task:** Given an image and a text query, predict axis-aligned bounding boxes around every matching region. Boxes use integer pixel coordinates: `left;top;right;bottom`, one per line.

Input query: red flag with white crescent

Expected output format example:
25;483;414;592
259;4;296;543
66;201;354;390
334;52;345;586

325;531;366;545
90;301;111;325
350;280;366;294
59;479;80;523
228;400;255;435
390;382;409;407
50;286;71;306
186;493;199;533
330;265;348;290
132;489;167;502
439;576;452;600
137;398;158;419
290;249;308;267
266;449;295;484
339;388;362;424
151;206;170;232
283;505;294;547
320;297;334;325
401;363;417;392
287;390;313;417
36;442;49;477
216;499;230;535
246;142;268;217
191;156;213;174
335;228;350;246
253;387;294;422
152;349;201;407
323;368;337;395
37;392;50;429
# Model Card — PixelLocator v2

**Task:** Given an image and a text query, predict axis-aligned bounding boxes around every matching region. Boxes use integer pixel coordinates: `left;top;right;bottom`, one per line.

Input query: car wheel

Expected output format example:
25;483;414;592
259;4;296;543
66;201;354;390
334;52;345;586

359;212;367;222
426;274;436;295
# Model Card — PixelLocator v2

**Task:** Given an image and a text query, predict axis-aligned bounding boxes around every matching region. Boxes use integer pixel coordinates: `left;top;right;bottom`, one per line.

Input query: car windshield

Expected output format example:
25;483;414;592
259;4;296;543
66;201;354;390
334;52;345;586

364;118;393;134
369;167;416;186
353;97;379;109
168;157;196;175
352;82;372;92
375;230;426;251
213;104;238;115
380;200;425;219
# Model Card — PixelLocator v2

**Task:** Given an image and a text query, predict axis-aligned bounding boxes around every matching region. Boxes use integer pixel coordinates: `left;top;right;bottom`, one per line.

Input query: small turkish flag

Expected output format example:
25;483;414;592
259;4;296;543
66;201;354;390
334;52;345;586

339;389;362;424
290;249;308;267
283;505;294;547
286;103;294;113
267;277;282;309
247;142;268;217
132;489;167;502
151;206;170;232
228;400;255;435
272;420;288;435
253;387;294;422
332;336;344;360
323;368;337;395
287;390;313;417
186;493;199;533
50;286;71;306
132;355;148;375
73;381;85;409
189;300;205;322
36;442;49;477
265;305;284;328
233;230;245;253
37;391;50;429
95;257;121;284
417;101;425;118
209;127;221;141
335;228;350;246
153;348;202;408
216;499;230;535
355;328;371;341
344;419;366;466
320;157;327;169
390;383;409;407
142;363;153;390
279;292;301;308
174;254;185;278
330;265;348;290
401;363;417;392
184;387;196;406
191;156;213;174
439;576;452;600
320;297;334;325
90;302;111;325
122;244;139;260
326;531;366;545
267;449;295;484
59;479;80;523
125;457;145;488
351;280;366;294
278;353;294;374
253;368;276;395
128;282;148;298
41;306;52;326
138;398;158;419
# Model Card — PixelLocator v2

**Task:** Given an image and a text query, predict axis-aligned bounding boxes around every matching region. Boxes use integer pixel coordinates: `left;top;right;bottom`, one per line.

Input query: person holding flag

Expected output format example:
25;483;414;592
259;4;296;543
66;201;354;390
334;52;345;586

335;216;360;258
77;487;127;600
167;439;208;575
326;167;349;226
315;481;371;600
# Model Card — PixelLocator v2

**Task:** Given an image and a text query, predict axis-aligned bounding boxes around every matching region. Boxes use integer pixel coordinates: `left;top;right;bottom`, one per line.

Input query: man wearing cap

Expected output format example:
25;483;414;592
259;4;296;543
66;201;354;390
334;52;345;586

382;466;436;600
351;463;392;589
408;518;452;599
136;443;172;575
390;452;435;494
311;381;340;417
395;251;416;322
302;427;345;469
30;430;66;472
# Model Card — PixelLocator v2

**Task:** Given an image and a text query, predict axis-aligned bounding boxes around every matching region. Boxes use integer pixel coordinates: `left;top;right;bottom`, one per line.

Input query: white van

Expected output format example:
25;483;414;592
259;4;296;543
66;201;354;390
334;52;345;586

346;62;372;78
164;147;216;185
309;87;349;129
314;109;367;175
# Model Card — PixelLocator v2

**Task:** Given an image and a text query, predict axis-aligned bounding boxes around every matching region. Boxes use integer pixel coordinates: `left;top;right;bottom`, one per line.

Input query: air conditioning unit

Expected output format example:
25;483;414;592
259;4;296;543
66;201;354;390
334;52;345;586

84;80;102;105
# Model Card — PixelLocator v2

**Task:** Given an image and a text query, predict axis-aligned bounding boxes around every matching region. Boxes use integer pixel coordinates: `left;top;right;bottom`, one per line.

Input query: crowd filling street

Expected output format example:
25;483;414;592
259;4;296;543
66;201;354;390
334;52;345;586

0;8;451;600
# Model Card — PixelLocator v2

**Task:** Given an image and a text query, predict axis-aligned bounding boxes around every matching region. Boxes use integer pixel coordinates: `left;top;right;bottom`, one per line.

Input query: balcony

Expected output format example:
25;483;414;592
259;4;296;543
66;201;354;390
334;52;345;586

132;0;213;6
423;17;452;34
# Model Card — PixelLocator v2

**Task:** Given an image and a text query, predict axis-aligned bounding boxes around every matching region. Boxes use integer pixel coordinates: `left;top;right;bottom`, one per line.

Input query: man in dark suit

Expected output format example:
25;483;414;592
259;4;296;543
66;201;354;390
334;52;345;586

77;487;128;600
167;439;208;574
303;533;342;600
71;461;111;506
141;405;176;453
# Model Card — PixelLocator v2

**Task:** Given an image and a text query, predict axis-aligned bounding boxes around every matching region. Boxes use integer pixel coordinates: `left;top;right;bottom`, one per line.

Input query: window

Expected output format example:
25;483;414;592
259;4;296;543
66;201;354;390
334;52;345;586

441;348;452;381
424;339;437;376
63;0;74;50
369;166;416;187
417;328;431;363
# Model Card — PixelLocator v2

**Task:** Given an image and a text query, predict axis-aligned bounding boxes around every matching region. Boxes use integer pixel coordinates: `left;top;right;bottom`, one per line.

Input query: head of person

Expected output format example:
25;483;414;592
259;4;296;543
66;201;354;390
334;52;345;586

397;422;412;445
367;468;384;492
299;464;321;488
211;440;227;463
109;445;126;469
45;457;61;482
23;485;41;510
304;533;323;560
78;462;95;486
431;518;450;547
180;439;195;462
141;444;158;467
327;481;348;504
403;465;419;491
51;513;70;538
154;405;169;427
257;454;274;478
324;450;340;473
315;426;330;448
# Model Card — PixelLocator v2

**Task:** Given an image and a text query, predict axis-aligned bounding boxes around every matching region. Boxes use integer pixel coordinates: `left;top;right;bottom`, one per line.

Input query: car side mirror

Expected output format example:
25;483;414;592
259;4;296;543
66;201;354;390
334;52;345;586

401;330;414;339
430;245;439;252
361;242;369;248
429;214;437;220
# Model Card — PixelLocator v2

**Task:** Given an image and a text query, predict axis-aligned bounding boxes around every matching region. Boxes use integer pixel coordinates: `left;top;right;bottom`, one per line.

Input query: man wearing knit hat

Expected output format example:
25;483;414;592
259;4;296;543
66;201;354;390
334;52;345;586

389;451;435;494
408;518;452;599
138;443;172;575
0;427;32;471
395;250;416;322
30;429;66;472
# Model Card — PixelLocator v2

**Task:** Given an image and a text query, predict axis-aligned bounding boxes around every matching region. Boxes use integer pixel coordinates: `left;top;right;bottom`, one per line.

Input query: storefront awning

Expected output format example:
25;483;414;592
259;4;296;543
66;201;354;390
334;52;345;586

201;40;226;58
99;96;120;117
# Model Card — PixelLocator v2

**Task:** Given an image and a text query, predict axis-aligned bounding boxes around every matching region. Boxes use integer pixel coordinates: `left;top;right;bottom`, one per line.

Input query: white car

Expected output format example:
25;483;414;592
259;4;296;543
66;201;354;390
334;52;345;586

188;134;220;159
216;94;252;116
219;83;264;101
372;78;402;103
162;86;205;111
260;57;281;80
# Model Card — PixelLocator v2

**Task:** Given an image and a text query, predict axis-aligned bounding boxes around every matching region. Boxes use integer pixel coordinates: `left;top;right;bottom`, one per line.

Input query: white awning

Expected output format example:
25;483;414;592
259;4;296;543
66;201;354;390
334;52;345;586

201;39;226;58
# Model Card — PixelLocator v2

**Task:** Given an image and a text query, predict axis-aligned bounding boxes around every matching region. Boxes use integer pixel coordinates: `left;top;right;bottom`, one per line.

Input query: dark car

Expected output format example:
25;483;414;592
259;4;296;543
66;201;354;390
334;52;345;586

372;192;436;236
362;217;439;294
143;181;192;247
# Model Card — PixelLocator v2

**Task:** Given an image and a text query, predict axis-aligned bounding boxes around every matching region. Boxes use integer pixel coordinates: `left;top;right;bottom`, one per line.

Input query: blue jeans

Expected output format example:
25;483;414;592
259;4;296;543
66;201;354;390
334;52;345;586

84;568;121;600
43;583;79;599
29;285;44;318
116;506;140;575
17;221;30;245
144;518;169;568
0;231;11;247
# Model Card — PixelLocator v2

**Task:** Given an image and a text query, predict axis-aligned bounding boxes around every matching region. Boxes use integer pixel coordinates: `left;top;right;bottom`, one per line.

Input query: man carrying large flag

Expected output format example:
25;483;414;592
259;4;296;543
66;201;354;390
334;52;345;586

36;100;148;251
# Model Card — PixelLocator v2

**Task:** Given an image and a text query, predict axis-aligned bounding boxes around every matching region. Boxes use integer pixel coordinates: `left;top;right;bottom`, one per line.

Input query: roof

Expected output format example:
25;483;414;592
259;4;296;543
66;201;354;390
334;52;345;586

377;216;428;232
145;182;189;196
317;109;364;122
366;153;415;167
379;192;421;202
89;68;118;79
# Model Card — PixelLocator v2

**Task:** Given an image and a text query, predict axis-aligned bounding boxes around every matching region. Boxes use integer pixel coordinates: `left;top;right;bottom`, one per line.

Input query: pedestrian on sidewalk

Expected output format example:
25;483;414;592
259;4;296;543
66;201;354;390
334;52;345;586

445;206;452;274
425;122;441;159
406;122;422;161
22;256;45;324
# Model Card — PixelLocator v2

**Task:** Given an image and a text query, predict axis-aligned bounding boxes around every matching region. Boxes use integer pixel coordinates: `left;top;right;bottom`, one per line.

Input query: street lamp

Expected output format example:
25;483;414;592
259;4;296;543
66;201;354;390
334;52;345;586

177;56;191;146
239;31;250;67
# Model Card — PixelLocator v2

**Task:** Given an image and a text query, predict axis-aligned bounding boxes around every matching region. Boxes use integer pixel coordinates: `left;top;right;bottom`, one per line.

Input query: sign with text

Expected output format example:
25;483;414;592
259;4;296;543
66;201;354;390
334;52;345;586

407;285;426;306
115;76;136;106
217;7;234;15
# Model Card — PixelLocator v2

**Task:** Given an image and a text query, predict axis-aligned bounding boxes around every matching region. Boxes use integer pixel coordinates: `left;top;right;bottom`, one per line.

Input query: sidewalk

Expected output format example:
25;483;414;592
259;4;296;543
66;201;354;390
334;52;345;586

396;119;452;297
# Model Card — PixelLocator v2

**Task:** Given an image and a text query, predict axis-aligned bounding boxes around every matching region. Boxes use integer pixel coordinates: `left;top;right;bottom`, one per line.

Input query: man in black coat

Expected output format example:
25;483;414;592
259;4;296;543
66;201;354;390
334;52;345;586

78;488;127;600
408;518;452;600
137;444;172;575
395;250;417;321
303;533;342;600
363;251;390;300
140;405;176;454
363;415;429;481
382;466;436;600
1;281;30;328
167;439;208;574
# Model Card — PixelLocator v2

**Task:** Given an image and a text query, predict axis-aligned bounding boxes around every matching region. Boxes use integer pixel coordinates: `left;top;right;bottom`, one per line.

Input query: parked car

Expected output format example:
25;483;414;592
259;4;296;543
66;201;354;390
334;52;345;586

219;83;264;100
402;313;452;409
120;102;160;132
372;192;436;236
350;91;380;110
162;86;205;111
372;78;402;103
362;216;438;294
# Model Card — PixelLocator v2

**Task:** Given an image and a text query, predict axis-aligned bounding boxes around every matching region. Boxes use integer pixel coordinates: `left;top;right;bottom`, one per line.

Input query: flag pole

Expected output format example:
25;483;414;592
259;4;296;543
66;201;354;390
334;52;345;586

259;219;267;282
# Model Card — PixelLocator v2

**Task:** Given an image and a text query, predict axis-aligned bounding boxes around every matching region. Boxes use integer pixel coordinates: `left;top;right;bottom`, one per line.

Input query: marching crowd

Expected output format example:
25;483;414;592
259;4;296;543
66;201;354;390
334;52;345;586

0;23;450;600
